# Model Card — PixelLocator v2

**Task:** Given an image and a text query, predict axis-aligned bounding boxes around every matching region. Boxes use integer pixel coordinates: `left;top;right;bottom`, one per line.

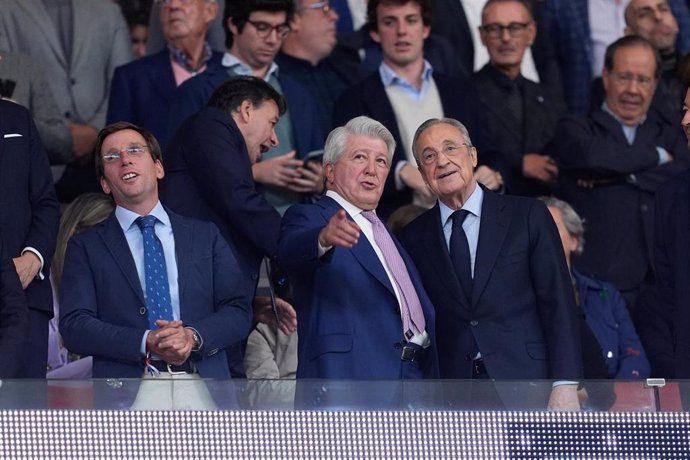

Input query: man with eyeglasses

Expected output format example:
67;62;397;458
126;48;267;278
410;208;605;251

107;0;223;148
473;0;565;197
398;117;582;410
554;35;690;313
334;0;501;219
168;0;325;216
275;0;354;134
60;121;253;409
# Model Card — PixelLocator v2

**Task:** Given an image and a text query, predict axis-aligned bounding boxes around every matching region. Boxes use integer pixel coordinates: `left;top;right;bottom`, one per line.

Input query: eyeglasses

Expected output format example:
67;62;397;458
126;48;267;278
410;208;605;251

609;71;655;89
246;20;291;39
300;1;333;15
419;143;472;165
102;145;148;163
480;22;532;39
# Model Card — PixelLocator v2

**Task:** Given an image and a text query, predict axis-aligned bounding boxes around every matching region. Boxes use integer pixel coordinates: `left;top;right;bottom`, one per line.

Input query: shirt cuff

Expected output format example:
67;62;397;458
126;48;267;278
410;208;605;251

21;246;45;280
140;330;150;356
552;380;579;387
656;146;670;165
317;240;333;258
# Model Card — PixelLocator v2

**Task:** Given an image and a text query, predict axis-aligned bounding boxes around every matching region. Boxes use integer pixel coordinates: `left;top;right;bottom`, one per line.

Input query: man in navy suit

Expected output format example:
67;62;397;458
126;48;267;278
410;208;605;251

398;118;582;409
107;0;223;147
278;116;438;383
60;122;252;408
0;100;59;378
333;0;501;219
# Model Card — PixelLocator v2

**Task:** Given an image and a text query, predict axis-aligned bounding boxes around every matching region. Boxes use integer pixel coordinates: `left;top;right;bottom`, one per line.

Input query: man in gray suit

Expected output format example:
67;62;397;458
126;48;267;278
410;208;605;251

0;0;132;200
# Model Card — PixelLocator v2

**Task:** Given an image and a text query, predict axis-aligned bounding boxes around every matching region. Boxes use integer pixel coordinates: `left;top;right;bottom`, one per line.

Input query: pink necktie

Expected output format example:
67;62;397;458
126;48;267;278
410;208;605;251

361;210;426;338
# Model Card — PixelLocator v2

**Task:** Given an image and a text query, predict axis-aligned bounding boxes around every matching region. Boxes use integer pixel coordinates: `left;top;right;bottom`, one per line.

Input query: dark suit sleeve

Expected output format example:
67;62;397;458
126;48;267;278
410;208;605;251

608;286;651;379
59;236;145;362
24;107;60;269
0;258;29;378
555;115;659;176
185;225;253;358
106;65;133;125
181;112;282;260
529;201;583;380
277;204;325;275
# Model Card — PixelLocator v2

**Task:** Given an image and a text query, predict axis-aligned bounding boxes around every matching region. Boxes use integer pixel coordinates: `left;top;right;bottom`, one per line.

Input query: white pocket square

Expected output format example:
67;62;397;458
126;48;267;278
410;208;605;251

3;133;22;138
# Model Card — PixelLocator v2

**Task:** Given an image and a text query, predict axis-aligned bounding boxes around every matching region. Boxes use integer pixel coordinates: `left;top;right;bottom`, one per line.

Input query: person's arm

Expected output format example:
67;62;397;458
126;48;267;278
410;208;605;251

0;257;29;378
609;286;651;379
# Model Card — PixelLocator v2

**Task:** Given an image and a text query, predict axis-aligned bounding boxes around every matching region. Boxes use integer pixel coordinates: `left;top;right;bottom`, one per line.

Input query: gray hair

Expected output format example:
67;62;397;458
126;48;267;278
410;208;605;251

412;118;473;162
538;196;586;255
323;116;396;166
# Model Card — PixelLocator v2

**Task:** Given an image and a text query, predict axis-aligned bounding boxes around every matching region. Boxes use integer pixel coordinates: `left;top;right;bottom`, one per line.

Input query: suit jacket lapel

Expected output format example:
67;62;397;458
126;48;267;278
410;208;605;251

421;205;471;311
319;196;396;296
472;190;509;306
100;214;145;305
169;211;192;318
18;0;68;69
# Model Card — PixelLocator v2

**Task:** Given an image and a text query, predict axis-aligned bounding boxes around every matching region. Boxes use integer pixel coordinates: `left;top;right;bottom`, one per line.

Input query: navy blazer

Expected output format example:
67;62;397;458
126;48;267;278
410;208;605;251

59;210;253;379
646;169;690;378
555;109;690;295
107;49;224;147
0;255;29;378
333;71;487;218
160;107;282;298
278;196;439;380
0;100;59;315
167;66;323;156
399;189;583;380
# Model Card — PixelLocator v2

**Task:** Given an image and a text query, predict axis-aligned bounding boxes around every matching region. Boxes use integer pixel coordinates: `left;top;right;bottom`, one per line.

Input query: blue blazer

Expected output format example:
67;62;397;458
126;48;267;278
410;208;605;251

573;270;650;379
399;189;583;380
0;255;29;378
278;196;439;380
160;107;282;298
167;66;324;156
59;210;253;379
0;100;59;316
106;49;224;147
333;71;488;219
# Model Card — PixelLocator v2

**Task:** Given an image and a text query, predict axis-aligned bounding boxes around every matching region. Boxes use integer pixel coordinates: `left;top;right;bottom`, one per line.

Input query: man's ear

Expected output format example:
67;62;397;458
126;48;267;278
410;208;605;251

370;28;381;44
100;176;111;195
236;100;254;124
324;162;335;185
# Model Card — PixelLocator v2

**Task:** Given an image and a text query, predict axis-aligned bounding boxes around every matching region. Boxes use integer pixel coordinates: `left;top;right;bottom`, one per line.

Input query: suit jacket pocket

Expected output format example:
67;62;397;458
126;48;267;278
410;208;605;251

494;250;528;268
308;333;353;361
525;342;547;360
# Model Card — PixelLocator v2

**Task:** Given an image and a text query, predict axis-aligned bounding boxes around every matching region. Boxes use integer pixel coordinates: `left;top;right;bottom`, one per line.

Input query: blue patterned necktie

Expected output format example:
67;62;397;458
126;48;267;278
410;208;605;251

450;209;473;303
135;215;173;330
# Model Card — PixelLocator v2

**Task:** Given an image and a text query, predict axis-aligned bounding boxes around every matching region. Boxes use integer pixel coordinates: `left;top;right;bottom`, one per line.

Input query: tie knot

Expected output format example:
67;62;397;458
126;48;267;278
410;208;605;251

361;210;380;225
451;209;470;228
136;215;157;231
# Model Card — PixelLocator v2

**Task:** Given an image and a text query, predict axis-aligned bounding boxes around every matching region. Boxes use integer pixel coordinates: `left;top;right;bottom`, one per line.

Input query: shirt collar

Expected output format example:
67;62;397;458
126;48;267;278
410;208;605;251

439;184;483;226
168;41;212;74
601;101;646;127
379;60;433;88
115;201;170;233
222;52;279;81
326;190;368;217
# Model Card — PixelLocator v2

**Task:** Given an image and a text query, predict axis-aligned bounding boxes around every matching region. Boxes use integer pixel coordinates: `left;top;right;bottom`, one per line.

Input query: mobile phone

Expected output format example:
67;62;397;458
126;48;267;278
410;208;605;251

303;149;324;166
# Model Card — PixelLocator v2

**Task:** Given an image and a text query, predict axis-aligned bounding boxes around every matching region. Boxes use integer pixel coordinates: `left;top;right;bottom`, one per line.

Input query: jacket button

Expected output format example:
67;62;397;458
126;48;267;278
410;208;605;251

139;307;147;315
470;320;479;327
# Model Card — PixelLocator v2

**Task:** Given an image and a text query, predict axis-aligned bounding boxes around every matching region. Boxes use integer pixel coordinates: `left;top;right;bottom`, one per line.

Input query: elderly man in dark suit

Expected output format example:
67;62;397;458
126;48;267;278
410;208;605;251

555;36;690;312
278;116;438;383
60;122;252;408
0;100;59;378
398;117;582;410
107;0;223;147
473;0;565;197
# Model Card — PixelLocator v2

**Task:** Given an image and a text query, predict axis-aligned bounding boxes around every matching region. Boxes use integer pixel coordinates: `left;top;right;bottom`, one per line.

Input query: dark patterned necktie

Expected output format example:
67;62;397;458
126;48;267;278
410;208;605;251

450;210;473;302
136;215;173;330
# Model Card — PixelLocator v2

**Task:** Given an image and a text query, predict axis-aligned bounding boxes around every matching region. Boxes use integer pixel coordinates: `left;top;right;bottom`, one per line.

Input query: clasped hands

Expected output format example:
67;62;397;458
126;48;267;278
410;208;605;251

146;320;195;366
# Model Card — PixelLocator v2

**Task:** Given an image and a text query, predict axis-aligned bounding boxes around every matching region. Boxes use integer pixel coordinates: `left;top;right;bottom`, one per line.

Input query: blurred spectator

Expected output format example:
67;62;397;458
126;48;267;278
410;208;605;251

148;0;226;53
107;0;222;146
47;193;115;379
473;0;565;197
0;0;132;202
129;13;150;60
387;204;425;234
554;36;690;311
0;50;72;166
541;196;650;380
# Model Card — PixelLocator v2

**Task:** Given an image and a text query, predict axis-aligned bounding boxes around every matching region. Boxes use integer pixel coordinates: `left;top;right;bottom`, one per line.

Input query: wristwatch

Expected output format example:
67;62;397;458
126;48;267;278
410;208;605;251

188;328;201;352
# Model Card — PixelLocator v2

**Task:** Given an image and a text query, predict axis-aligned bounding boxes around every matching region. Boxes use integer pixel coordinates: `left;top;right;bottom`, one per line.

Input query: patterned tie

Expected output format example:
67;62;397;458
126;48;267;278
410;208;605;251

361;210;426;338
136;215;173;330
450;210;473;302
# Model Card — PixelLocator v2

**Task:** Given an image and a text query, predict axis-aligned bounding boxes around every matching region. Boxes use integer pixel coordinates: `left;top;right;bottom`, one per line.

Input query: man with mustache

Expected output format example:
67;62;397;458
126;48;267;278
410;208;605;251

554;35;690;313
473;0;565;197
